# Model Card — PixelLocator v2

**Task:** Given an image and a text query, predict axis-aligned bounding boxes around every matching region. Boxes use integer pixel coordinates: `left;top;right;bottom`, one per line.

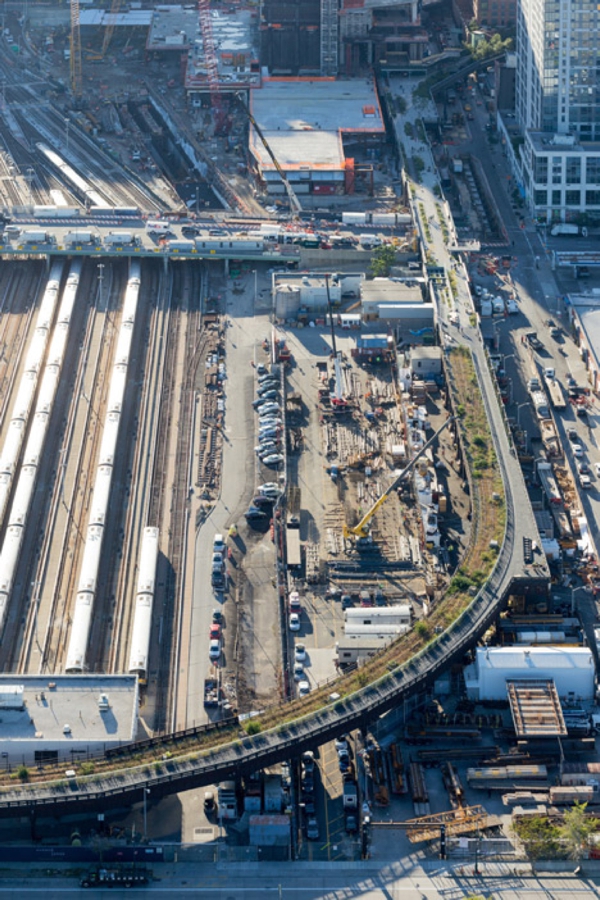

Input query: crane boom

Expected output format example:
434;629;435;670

102;0;123;56
235;94;302;216
343;417;454;541
69;0;83;99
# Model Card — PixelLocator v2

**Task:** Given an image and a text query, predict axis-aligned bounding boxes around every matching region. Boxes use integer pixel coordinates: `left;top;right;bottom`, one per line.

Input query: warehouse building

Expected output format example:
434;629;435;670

0;675;138;766
360;276;435;341
249;78;385;198
464;646;596;702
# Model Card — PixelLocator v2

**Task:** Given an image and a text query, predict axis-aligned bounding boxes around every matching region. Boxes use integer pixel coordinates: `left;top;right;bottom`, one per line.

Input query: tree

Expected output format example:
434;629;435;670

369;244;397;277
512;815;561;860
559;802;599;861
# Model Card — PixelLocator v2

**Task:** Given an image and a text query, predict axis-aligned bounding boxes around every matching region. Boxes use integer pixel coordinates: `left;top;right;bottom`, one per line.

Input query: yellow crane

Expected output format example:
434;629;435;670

102;0;123;57
69;0;83;98
343;417;454;543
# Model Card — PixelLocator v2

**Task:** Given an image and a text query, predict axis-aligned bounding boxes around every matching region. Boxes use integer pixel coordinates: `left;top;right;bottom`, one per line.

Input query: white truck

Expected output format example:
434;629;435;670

64;231;94;244
21;230;51;243
146;220;172;235
550;224;588;237
531;390;550;420
104;232;135;245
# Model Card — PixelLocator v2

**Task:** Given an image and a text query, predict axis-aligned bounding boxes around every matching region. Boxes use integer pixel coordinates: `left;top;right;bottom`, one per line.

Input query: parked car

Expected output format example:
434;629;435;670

579;473;592;489
262;453;284;466
293;661;304;681
295;643;306;662
245;506;269;521
572;444;583;457
298;680;311;697
251;495;275;509
578;461;590;474
302;751;315;774
209;623;221;639
209;639;221;661
306;818;320;840
257;387;279;400
595;463;600;477
256;363;267;376
289;613;301;631
335;735;350;753
258;482;281;498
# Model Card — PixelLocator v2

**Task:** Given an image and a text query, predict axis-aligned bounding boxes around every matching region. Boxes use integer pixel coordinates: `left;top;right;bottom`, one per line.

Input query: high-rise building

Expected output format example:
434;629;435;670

512;0;600;222
516;0;600;139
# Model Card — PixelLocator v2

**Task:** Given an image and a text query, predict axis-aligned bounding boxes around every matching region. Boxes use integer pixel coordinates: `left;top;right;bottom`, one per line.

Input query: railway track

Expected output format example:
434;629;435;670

0;266;41;443
106;263;168;674
147;264;203;731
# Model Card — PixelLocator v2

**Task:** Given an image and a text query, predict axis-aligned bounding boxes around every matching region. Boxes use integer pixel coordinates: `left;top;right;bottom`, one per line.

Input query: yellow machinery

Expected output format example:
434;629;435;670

69;0;83;98
342;417;454;543
102;0;123;57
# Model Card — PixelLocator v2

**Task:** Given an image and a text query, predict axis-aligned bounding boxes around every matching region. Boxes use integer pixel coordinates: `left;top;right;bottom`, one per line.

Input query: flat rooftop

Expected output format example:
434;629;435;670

569;293;600;366
527;131;600;154
507;679;567;738
147;5;196;50
250;79;385;172
0;675;138;746
362;279;424;305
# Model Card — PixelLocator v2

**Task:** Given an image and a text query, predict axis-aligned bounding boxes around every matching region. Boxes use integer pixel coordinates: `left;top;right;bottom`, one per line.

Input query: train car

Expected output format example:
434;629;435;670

65;590;94;673
166;240;196;253
128;526;159;681
76;524;104;595
128;259;141;283
0;525;23;632
8;465;37;527
106;366;127;415
98;413;120;467
23;329;49;376
113;322;134;367
33;205;81;218
89;206;115;216
35;144;107;209
10;372;39;425
21;411;47;463
88;466;112;527
194;238;264;253
0;421;25;476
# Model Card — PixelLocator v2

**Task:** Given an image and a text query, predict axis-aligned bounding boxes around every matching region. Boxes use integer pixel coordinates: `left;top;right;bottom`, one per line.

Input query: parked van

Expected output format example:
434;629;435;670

146;220;172;235
358;234;382;248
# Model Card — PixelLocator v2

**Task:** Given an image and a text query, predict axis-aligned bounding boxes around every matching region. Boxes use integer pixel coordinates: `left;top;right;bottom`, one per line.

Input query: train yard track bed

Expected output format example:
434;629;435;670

0;344;507;795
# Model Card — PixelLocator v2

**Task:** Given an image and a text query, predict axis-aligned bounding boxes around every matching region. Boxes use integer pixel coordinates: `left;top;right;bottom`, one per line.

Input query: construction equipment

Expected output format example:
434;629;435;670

69;0;83;98
343;417;454;543
234;93;302;216
101;0;123;57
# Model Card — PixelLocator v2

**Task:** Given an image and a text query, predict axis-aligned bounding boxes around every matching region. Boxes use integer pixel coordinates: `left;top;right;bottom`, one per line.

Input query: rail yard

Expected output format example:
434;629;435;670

0;258;203;736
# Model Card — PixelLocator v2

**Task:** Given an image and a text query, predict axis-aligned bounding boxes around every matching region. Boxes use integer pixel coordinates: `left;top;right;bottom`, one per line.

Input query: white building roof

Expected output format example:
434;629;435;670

250;79;384;174
477;646;593;671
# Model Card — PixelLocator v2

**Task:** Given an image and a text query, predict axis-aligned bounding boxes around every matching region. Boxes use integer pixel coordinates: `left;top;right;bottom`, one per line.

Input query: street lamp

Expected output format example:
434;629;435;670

502;352;515;374
142;788;150;841
515;402;529;428
97;264;104;306
26;167;35;206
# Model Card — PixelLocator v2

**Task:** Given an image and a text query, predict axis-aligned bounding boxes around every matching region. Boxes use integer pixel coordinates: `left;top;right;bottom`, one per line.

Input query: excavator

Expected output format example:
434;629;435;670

342;417;454;544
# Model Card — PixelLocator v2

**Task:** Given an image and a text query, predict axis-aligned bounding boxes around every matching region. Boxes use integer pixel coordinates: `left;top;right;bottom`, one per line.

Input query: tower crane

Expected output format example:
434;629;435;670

342;417;454;543
69;0;83;99
198;0;227;135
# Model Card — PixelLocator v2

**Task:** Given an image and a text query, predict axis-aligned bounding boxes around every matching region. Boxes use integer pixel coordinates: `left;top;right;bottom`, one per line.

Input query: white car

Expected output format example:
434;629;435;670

294;643;306;662
289;613;301;631
595;463;600;478
579;473;592;489
298;680;311;697
449;312;459;325
572;444;583;458
293;661;304;681
209;639;221;660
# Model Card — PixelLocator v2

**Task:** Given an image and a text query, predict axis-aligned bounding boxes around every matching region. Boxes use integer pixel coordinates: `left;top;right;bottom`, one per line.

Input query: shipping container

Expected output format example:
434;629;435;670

550;785;594;806
342;212;368;225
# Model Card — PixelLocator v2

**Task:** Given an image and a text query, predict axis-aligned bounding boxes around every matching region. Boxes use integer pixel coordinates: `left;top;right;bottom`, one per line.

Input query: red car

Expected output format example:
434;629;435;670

209;623;221;640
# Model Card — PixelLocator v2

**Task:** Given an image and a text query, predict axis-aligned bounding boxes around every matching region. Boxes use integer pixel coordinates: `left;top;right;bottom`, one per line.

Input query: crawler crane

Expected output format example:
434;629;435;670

342;417;454;544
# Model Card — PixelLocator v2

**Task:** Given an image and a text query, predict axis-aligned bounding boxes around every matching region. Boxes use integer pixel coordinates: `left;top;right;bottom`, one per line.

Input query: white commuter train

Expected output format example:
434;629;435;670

65;261;141;673
0;263;81;634
36;143;107;209
128;526;159;680
0;262;63;529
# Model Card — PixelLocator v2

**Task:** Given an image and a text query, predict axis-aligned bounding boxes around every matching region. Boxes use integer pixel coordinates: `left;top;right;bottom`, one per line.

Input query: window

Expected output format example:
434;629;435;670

586;190;600;204
534;189;547;205
566;189;581;205
552;190;562;204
